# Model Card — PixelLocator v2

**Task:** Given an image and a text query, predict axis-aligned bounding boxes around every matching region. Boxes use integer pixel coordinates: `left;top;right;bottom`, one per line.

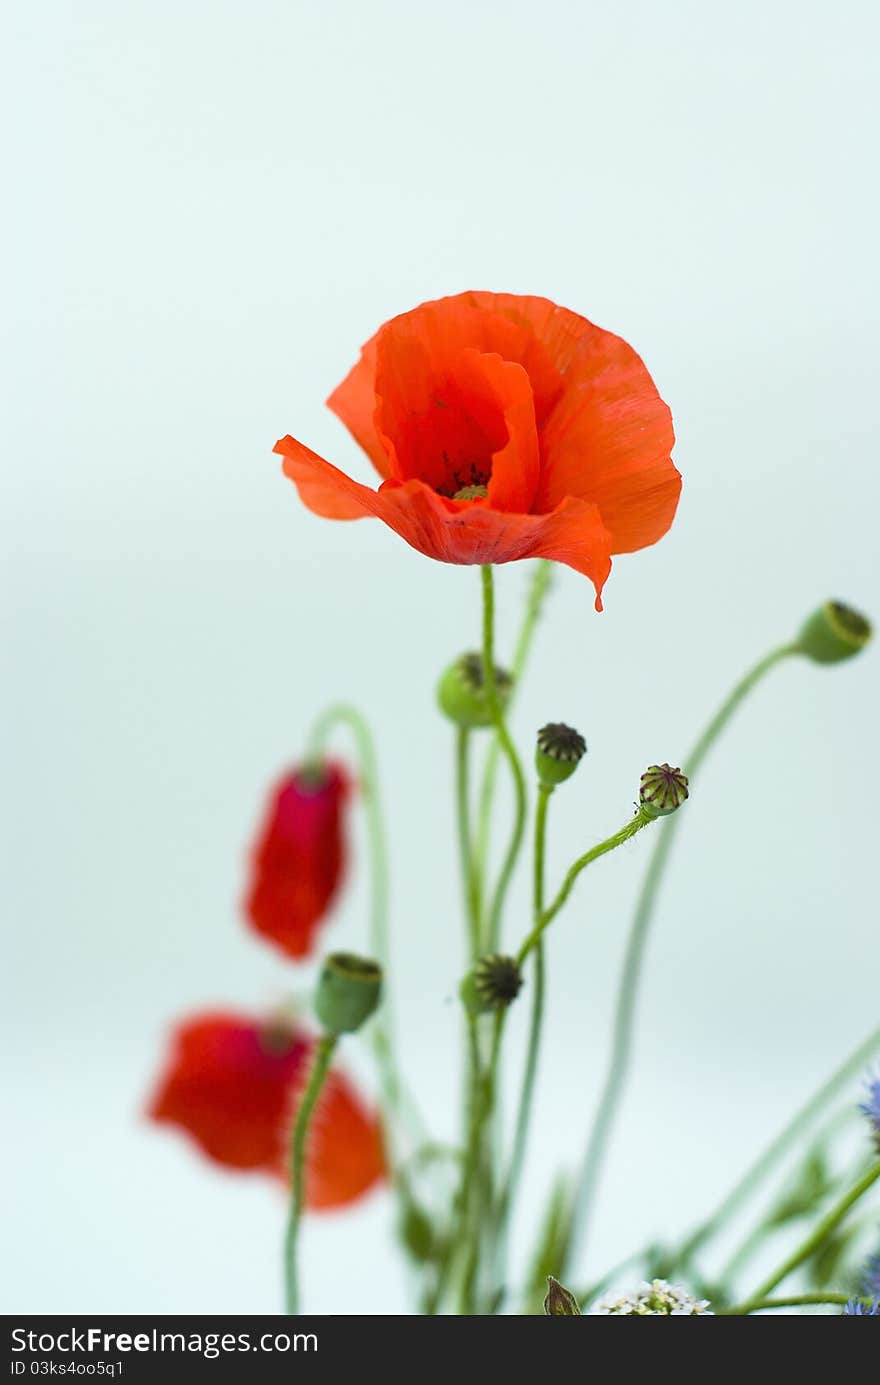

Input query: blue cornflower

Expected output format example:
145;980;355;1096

842;1298;880;1315
860;1073;880;1149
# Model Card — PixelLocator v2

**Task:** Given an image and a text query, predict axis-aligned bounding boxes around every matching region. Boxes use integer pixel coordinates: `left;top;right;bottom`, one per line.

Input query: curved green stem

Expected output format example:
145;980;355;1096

719;1292;852;1315
456;727;481;960
750;1161;880;1301
562;642;801;1274
678;1023;880;1265
284;1032;338;1314
306;703;421;1157
480;565;528;951
476;560;553;940
517;809;655;966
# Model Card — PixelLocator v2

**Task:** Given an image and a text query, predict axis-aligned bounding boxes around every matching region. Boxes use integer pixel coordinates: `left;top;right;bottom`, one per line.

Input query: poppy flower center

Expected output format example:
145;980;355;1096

435;460;492;501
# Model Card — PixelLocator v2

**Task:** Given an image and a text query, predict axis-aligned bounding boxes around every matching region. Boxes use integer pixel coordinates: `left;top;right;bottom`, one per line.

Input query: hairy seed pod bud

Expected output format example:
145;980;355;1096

437;652;513;729
544;1276;582;1315
639;764;689;818
461;955;523;1013
535;723;587;787
473;953;523;1010
798;601;872;665
314;952;382;1034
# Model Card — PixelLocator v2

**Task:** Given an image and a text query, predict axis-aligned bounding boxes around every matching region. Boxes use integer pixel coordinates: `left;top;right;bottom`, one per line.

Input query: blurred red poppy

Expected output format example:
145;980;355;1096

148;1011;385;1209
244;762;350;960
276;291;680;608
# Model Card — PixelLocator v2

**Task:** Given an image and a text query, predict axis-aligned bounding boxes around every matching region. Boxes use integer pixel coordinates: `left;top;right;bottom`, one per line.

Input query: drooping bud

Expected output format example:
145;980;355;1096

314;952;382;1034
437;652;513;729
798;601;872;665
639;764;689;818
544;1276;582;1315
535;723;587;787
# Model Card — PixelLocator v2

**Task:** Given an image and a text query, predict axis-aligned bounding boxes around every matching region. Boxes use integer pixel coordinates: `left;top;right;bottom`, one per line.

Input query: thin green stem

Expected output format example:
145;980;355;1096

306;704;421;1157
456;727;481;960
480;565;528;951
719;1292;851;1315
517;809;654;966
476;560;553;939
562;642;801;1275
678;1023;880;1265
284;1032;338;1314
493;784;553;1284
458;1013;505;1313
749;1161;880;1301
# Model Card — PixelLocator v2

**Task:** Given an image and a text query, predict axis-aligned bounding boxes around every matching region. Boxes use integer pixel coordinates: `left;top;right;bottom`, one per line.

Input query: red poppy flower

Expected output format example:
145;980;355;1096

244;762;350;960
275;291;680;609
148;1011;385;1209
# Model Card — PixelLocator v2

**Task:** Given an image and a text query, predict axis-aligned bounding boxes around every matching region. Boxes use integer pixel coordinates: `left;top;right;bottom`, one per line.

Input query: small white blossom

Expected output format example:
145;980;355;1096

591;1279;713;1316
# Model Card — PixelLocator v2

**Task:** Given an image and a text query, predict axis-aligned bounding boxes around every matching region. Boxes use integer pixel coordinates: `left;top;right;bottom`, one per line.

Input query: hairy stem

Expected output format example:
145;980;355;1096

284;1033;338;1314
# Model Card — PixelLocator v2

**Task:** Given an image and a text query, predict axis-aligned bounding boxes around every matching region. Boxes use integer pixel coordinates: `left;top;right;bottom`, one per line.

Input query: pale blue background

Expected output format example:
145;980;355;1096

3;0;878;1313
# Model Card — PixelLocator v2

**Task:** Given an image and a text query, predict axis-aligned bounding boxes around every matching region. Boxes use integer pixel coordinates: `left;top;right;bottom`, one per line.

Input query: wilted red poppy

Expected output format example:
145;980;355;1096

244;762;350;960
275;291;680;609
148;1011;385;1209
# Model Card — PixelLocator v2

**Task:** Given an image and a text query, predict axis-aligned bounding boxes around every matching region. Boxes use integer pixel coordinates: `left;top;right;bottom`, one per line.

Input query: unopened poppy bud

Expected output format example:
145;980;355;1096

544;1276;582;1315
437;652;513;729
399;1201;436;1262
473;953;523;1010
535;723;587;786
797;601;872;665
314;952;382;1034
639;763;689;818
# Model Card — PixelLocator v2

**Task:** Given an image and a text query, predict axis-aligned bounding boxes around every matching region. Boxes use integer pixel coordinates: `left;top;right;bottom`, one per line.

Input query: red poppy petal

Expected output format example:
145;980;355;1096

533;335;680;553
244;764;350;961
276;436;611;605
148;1012;385;1210
148;1013;309;1174
304;1073;386;1210
326;334;395;481
463;350;539;513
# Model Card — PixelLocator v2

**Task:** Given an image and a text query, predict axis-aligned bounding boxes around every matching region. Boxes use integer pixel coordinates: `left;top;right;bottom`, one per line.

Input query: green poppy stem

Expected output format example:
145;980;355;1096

562;642;801;1275
284;1032;338;1314
476;560;553;943
748;1161;880;1302
718;1292;852;1315
479;565;529;951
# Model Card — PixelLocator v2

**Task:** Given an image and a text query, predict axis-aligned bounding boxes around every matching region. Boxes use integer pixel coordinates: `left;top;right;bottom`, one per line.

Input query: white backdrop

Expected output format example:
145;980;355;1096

3;0;878;1313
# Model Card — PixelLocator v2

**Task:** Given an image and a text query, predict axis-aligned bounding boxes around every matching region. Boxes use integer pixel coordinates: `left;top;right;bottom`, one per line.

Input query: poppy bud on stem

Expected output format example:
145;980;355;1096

797;600;872;665
286;952;383;1315
515;766;689;966
535;723;587;787
544;1276;582;1315
437;651;514;730
315;952;383;1035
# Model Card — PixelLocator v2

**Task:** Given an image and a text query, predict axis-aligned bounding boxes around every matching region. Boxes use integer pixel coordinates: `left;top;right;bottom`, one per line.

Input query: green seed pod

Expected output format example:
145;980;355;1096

544;1276;582;1316
639;763;689;818
314;952;382;1034
797;601;872;665
437;652;513;729
535;723;587;787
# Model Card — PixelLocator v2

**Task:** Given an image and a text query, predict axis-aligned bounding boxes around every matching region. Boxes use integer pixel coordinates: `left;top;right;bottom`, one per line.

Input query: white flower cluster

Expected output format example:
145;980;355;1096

591;1278;713;1315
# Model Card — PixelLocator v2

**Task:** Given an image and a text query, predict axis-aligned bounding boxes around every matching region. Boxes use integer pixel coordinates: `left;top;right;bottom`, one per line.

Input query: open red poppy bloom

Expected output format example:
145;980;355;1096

148;1012;385;1209
244;762;350;960
276;291;680;608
